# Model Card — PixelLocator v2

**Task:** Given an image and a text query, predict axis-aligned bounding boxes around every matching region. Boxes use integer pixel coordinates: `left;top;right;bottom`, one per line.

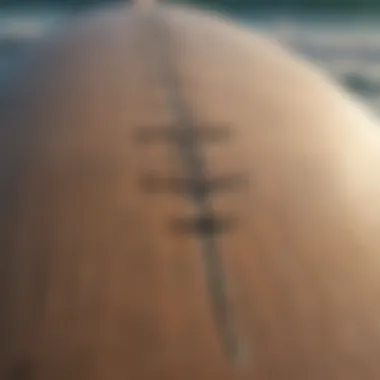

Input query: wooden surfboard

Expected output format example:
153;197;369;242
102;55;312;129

2;1;380;379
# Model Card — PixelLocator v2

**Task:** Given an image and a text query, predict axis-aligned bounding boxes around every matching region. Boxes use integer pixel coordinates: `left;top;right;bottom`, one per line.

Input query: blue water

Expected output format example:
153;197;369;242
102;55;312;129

1;7;380;108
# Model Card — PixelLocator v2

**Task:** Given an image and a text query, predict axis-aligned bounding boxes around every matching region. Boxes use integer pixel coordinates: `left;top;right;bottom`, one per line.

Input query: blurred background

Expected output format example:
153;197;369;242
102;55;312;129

1;0;380;112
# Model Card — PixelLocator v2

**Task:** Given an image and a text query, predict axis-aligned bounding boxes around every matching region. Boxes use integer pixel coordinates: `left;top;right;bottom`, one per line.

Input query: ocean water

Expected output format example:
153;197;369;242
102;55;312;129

0;9;68;81
1;8;380;113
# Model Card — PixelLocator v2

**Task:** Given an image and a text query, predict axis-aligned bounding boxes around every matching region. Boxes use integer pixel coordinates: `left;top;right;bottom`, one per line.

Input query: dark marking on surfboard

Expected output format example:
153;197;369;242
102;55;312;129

134;123;231;144
136;6;246;365
171;213;238;235
139;173;247;195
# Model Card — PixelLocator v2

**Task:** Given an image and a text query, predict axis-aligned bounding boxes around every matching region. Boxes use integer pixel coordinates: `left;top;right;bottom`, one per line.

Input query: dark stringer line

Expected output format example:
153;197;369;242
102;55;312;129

144;7;244;363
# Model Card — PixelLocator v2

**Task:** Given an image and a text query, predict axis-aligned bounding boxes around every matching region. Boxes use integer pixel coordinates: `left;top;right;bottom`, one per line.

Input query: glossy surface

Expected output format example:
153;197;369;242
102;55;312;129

1;3;380;379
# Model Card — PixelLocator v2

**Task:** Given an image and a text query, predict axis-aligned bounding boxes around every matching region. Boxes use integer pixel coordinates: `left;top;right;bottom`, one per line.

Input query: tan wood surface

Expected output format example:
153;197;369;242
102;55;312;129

2;3;380;379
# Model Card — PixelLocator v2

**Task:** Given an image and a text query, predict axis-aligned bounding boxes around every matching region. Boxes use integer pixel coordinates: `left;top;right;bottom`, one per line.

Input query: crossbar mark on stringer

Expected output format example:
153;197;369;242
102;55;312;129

134;123;232;144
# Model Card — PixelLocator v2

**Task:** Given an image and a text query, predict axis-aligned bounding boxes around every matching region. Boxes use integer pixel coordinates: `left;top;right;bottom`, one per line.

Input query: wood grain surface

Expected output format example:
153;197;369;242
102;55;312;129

2;2;380;379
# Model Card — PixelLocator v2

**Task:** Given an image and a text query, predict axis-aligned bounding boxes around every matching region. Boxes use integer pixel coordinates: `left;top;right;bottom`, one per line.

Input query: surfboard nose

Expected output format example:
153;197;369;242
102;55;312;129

1;3;380;380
